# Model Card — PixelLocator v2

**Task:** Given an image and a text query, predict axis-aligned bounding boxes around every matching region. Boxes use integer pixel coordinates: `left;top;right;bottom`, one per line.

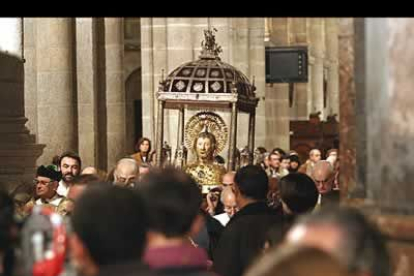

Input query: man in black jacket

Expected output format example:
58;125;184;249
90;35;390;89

212;165;282;276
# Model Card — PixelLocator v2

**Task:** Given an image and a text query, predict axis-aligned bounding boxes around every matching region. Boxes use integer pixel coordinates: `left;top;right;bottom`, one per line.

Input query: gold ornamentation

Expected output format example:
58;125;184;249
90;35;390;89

185;111;228;155
185;163;226;191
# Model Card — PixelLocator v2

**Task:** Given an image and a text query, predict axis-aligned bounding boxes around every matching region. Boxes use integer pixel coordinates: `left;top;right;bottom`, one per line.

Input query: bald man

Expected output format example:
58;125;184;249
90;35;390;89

81;166;98;175
312;160;339;207
214;188;238;226
113;158;138;188
222;171;236;189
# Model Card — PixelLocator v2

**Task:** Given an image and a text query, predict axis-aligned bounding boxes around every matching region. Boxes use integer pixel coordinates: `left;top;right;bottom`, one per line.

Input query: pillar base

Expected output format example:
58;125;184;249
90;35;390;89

0;117;44;192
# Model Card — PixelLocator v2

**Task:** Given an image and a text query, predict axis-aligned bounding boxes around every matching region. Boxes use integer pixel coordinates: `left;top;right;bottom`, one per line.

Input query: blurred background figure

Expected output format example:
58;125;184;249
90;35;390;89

69;185;153;276
263;173;318;251
0;190;16;276
278;173;318;229
286;207;391;276
245;245;352;276
138;167;216;275
81;166;98;176
63;174;101;216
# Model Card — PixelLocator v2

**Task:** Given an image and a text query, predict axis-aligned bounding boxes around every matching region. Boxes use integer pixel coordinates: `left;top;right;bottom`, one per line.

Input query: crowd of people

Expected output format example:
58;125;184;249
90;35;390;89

0;137;391;276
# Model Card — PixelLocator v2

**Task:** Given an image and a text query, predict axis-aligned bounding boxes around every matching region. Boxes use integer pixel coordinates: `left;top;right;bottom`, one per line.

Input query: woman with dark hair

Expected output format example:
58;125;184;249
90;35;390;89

131;137;154;166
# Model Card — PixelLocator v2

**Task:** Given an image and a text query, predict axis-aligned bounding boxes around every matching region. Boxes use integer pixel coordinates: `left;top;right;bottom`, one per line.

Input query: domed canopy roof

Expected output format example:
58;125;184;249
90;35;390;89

158;28;259;112
163;58;254;96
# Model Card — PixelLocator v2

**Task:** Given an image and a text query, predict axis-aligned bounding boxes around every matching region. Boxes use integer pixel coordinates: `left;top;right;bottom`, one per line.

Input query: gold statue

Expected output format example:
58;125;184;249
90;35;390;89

185;126;226;194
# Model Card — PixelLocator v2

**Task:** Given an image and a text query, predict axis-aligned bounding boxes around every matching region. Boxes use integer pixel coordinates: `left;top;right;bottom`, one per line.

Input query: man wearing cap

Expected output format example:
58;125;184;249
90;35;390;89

23;165;69;216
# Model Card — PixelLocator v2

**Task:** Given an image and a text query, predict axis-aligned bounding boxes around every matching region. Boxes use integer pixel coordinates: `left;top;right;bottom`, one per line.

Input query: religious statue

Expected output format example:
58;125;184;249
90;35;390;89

185;126;226;194
200;27;222;57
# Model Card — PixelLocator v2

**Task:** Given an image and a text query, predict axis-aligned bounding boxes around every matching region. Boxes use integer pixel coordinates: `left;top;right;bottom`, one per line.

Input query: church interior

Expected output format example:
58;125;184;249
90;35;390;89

1;17;414;276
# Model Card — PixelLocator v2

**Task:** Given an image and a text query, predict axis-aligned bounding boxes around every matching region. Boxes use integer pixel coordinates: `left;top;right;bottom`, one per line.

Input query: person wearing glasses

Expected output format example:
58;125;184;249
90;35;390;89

23;165;69;216
311;160;339;208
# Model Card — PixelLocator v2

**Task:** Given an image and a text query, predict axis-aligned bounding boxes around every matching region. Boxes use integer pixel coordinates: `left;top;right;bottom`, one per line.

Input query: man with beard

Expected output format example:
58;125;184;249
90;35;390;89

57;151;82;197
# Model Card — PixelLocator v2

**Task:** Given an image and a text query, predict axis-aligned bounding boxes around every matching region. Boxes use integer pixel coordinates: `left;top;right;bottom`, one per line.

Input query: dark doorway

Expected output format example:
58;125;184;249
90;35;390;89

134;99;143;147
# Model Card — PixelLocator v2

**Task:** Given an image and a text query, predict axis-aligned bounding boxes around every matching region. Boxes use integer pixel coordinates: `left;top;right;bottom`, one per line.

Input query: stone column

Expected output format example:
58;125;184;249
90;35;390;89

0;18;44;191
232;18;250;152
23;18;38;135
249;18;267;149
104;18;126;170
140;18;156;142
325;18;340;118
354;18;368;198
338;18;357;199
76;18;99;167
363;19;414;276
165;18;193;157
376;18;414;213
309;18;325;118
289;18;309;120
36;18;76;165
265;18;290;151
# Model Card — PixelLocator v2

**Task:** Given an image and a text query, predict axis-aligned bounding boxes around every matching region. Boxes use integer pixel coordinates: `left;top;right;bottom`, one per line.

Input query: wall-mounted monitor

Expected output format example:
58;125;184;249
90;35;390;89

265;46;308;83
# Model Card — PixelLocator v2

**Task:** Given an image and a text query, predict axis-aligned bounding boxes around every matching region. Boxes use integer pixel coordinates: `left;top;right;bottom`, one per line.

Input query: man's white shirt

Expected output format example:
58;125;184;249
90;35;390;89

214;212;231;226
57;180;70;197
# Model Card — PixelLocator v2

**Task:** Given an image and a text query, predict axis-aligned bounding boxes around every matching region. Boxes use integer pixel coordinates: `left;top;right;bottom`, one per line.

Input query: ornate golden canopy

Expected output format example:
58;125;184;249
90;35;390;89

155;27;259;170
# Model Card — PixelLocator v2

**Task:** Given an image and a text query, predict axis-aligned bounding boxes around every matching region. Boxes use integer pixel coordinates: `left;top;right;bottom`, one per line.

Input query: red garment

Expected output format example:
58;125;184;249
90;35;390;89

144;244;210;270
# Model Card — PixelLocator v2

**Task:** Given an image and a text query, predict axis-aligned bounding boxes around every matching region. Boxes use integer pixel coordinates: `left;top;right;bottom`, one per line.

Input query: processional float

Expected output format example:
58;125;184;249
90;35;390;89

155;28;259;193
